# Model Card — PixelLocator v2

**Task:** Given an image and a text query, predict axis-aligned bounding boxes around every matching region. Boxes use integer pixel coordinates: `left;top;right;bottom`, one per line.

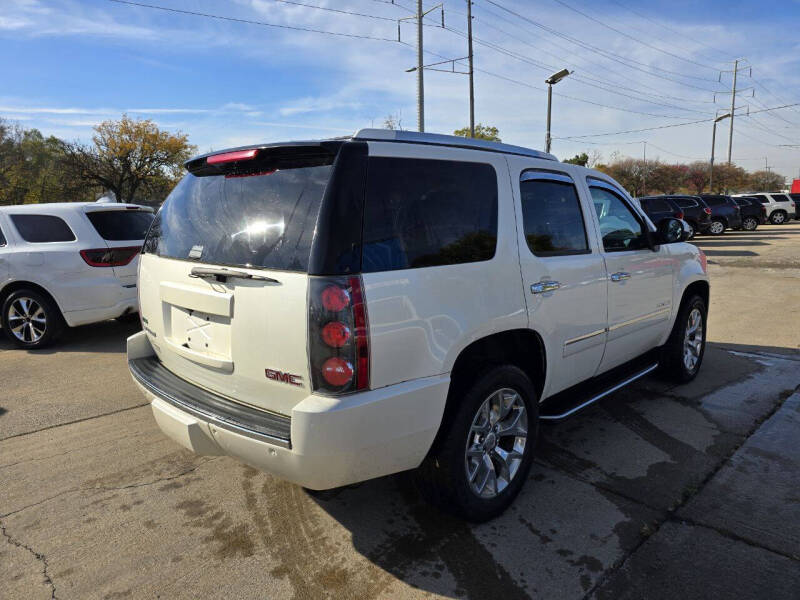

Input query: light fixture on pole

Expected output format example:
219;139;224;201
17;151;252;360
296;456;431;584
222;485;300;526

709;112;731;192
545;68;571;154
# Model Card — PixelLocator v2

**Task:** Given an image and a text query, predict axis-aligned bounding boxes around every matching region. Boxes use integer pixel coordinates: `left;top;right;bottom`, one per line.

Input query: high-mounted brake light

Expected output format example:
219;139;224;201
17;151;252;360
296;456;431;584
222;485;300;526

80;246;141;267
309;276;370;394
206;149;258;165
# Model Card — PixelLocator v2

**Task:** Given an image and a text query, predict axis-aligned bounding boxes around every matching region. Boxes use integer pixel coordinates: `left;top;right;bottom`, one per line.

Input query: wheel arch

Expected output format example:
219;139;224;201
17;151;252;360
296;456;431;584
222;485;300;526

429;328;546;455
0;280;65;317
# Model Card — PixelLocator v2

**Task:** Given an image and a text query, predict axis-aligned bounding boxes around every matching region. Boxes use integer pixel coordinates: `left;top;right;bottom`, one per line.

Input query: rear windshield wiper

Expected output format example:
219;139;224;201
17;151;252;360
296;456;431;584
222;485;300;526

189;266;280;283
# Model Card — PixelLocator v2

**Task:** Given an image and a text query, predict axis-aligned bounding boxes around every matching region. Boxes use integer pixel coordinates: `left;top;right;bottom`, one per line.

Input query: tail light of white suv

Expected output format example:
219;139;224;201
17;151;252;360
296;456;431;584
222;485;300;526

308;275;370;394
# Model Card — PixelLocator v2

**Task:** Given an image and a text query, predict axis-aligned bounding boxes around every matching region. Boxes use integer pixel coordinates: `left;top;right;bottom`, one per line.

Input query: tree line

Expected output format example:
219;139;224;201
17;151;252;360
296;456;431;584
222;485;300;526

0;115;194;206
0;116;787;207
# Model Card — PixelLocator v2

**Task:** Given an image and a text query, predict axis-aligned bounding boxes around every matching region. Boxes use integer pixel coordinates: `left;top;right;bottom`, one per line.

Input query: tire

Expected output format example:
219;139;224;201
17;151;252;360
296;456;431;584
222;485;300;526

414;365;539;522
770;211;787;225
708;219;725;235
659;295;707;383
1;289;64;349
742;217;759;231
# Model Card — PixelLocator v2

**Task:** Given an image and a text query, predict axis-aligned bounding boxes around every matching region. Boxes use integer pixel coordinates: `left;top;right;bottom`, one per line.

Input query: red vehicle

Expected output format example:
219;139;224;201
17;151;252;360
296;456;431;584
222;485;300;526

791;179;800;194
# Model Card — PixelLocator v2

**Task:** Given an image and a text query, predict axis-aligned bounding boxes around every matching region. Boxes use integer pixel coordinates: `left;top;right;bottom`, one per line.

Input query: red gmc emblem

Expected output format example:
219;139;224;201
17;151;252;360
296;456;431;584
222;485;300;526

265;368;303;387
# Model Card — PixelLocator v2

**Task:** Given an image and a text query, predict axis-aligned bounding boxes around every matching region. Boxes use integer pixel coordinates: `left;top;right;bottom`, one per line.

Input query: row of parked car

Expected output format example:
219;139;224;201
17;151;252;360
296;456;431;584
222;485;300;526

635;192;798;237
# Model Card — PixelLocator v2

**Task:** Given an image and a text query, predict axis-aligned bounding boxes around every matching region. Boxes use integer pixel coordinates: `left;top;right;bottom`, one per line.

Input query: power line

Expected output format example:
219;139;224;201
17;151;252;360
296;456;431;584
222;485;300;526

606;0;732;62
549;0;723;72
106;0;400;41
479;0;723;87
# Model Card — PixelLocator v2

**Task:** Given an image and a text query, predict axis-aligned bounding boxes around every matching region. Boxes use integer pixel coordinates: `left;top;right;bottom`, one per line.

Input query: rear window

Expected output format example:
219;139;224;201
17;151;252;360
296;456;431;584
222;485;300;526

143;163;333;272
734;198;751;206
0;224;6;246
361;157;497;272
703;197;726;207
86;210;154;241
10;215;76;243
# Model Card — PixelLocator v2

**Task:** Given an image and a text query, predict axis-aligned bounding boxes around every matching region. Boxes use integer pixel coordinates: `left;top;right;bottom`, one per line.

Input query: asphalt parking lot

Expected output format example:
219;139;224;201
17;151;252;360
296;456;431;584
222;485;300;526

2;223;799;600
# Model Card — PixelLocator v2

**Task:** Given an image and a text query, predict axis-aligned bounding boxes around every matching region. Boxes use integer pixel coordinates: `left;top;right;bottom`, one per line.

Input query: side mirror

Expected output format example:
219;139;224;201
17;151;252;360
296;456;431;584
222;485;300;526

655;217;688;245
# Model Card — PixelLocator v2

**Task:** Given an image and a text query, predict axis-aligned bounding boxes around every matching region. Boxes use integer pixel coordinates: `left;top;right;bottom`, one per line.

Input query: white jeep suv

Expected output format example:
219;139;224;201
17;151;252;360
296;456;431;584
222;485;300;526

0;202;154;348
128;130;709;521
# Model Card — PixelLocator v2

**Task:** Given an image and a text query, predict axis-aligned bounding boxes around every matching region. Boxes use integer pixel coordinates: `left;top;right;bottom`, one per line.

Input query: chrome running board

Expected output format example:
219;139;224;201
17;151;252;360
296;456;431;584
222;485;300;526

539;363;659;422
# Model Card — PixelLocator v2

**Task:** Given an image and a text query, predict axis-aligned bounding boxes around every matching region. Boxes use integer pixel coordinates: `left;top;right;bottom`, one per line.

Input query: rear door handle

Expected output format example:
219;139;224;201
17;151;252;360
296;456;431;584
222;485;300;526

610;272;631;282
531;281;561;294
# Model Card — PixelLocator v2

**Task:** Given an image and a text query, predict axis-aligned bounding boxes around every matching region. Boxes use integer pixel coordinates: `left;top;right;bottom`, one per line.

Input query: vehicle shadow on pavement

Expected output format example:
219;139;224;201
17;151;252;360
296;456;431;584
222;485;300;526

0;318;140;354
305;342;799;599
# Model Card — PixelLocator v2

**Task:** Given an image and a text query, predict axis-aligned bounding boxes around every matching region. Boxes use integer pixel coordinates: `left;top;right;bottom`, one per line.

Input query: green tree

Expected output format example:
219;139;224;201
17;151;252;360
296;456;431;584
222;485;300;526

563;152;589;166
453;124;501;142
61;114;195;205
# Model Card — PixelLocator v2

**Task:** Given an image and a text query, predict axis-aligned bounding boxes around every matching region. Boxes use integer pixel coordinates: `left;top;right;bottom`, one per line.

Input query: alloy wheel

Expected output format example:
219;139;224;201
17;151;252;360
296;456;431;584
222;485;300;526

683;308;703;372
709;221;724;234
772;212;785;224
8;297;47;344
464;388;528;499
743;217;758;231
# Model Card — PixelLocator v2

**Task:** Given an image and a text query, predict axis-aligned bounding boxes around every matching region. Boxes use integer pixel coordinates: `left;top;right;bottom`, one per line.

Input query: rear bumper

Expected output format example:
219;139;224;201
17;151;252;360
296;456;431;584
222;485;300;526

127;331;449;489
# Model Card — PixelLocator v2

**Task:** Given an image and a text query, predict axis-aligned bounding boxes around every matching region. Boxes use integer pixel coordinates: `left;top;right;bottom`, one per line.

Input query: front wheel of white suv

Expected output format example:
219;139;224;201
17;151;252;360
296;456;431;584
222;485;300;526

414;365;539;522
659;295;707;383
1;289;64;349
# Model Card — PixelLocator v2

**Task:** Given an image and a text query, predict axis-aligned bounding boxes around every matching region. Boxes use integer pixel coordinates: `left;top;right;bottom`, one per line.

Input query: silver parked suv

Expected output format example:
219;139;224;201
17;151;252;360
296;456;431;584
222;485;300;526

735;193;796;224
128;130;709;520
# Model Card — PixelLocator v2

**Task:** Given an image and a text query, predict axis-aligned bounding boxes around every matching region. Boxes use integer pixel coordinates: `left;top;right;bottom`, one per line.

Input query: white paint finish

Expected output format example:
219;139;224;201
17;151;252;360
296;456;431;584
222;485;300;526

139;362;450;489
363;142;527;389
0;202;150;323
138;253;310;416
506;158;609;398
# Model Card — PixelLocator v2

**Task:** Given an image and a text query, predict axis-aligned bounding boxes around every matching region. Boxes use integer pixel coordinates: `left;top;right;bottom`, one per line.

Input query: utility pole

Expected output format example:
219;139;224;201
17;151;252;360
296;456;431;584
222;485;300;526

466;0;475;137
416;0;424;132
727;59;739;165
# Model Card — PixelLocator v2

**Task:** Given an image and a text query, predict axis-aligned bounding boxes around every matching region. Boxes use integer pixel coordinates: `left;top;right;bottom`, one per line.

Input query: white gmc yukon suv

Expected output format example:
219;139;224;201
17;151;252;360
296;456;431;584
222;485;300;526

128;130;709;521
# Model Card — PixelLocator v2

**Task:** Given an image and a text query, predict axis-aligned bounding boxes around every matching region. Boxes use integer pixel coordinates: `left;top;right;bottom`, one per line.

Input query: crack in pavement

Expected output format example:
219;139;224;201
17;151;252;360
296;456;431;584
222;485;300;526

1;520;57;599
580;386;797;600
1;458;218;519
0;403;149;443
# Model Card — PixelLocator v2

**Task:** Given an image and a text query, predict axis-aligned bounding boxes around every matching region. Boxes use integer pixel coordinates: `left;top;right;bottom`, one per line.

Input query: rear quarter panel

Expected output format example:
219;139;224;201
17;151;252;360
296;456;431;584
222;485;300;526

362;143;527;389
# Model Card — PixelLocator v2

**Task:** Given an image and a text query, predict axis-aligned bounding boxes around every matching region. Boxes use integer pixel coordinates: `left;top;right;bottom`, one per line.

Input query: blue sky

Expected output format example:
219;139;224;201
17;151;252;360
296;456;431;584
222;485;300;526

2;0;800;180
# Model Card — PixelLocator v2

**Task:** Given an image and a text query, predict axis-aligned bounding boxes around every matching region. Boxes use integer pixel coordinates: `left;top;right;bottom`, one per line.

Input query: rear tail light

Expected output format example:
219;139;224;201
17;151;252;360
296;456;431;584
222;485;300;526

80;246;141;267
676;212;684;220
703;207;712;215
309;275;369;394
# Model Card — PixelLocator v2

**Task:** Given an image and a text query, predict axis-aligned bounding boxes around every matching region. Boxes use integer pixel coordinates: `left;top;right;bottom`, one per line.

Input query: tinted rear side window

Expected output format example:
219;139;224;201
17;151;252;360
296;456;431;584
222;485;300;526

144;162;333;272
361;157;498;272
520;174;588;256
10;215;76;243
703;197;725;207
87;211;154;241
642;198;672;212
771;194;790;202
0;224;6;246
674;197;698;208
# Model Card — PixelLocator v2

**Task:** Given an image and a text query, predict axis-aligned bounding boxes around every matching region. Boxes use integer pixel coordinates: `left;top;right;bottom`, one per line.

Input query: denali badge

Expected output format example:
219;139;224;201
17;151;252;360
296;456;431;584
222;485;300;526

265;368;303;387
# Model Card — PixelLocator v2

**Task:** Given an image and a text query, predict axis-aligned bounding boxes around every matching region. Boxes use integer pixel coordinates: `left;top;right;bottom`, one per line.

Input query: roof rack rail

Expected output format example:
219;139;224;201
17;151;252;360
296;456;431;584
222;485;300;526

352;129;557;161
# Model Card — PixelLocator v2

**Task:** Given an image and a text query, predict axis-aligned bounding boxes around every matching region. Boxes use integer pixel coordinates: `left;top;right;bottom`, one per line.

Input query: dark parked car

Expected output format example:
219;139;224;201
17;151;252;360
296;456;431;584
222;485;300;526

732;197;766;231
791;194;800;220
663;195;713;238
699;194;742;235
637;195;684;229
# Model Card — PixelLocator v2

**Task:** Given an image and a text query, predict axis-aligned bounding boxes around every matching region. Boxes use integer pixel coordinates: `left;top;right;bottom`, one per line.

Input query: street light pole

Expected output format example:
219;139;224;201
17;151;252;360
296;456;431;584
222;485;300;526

416;0;424;132
544;68;571;154
709;113;731;193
